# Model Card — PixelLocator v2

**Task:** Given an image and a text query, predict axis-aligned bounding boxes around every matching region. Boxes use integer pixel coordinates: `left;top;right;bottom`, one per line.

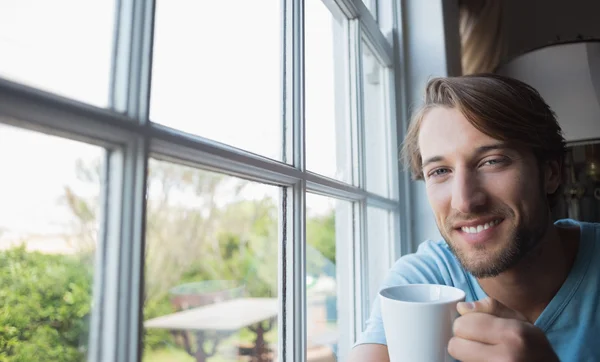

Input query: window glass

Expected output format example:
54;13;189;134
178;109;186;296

142;159;280;361
0;0;115;106
306;193;352;361
0;122;104;361
366;206;391;307
150;0;282;161
362;41;390;196
305;0;351;183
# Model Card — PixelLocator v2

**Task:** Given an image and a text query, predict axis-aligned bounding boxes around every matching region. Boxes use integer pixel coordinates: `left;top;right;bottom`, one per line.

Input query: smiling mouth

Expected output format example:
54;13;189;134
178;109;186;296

459;219;502;234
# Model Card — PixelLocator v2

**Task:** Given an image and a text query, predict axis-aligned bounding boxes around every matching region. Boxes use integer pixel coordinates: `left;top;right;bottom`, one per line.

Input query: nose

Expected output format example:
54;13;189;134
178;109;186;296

451;169;486;214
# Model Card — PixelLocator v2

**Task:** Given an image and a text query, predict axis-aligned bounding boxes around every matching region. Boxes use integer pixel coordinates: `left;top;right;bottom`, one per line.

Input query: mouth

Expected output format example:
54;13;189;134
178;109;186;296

454;218;504;245
459;219;502;234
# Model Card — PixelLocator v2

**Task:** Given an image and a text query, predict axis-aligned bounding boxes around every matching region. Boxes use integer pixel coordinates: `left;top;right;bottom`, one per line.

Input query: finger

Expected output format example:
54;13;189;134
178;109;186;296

453;312;522;345
447;336;497;362
457;297;528;321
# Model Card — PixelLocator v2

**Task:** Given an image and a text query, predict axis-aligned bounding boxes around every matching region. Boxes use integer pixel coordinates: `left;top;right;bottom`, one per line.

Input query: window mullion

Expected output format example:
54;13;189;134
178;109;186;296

284;181;307;362
348;17;368;343
284;0;307;361
97;139;148;362
110;0;155;121
291;0;306;173
105;0;154;361
349;23;363;191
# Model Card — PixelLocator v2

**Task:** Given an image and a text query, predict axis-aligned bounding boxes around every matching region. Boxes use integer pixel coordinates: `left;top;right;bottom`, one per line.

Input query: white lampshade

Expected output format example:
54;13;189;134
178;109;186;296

496;41;600;144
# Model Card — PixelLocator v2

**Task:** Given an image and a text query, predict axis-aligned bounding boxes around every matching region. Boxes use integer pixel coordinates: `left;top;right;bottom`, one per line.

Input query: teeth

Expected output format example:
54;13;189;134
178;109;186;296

461;219;500;234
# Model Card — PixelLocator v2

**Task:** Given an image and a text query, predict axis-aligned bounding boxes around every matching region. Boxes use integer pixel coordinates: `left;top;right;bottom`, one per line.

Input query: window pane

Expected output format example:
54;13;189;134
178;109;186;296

0;122;104;360
306;193;351;361
362;42;390;196
150;1;282;160
143;160;280;361
0;0;115;107
366;206;391;307
305;1;351;182
376;0;394;35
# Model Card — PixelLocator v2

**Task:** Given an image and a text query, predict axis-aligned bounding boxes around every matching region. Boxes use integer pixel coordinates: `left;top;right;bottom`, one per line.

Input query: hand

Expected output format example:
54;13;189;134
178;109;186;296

447;297;559;362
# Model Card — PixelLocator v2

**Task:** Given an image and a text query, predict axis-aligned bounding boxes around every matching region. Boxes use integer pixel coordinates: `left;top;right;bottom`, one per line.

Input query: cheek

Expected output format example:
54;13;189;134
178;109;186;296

481;171;529;209
426;182;452;216
519;175;547;215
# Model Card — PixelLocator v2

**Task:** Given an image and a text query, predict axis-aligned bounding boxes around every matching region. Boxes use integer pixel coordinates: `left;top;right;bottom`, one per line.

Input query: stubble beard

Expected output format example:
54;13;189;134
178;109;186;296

440;200;549;279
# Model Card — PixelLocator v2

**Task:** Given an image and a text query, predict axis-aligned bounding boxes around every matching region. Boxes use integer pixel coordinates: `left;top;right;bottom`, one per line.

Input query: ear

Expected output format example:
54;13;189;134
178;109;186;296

544;159;562;195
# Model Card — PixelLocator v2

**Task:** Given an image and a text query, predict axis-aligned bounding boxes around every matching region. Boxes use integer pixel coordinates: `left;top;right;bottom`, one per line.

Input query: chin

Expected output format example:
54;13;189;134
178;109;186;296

462;254;506;278
449;238;517;278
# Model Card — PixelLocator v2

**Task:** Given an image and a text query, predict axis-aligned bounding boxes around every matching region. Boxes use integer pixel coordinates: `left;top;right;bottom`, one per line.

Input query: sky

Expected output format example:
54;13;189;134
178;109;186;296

0;0;351;241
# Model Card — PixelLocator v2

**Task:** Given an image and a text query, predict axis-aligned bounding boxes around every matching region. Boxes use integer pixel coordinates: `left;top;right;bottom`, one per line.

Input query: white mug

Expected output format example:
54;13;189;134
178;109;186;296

379;284;466;362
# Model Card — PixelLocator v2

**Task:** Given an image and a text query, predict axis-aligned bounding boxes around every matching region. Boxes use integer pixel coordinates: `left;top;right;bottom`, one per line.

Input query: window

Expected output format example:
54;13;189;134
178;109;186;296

0;0;115;107
150;0;282;160
0;0;400;361
306;194;352;361
366;207;392;307
362;41;391;197
0;122;104;361
305;0;351;182
142;160;280;361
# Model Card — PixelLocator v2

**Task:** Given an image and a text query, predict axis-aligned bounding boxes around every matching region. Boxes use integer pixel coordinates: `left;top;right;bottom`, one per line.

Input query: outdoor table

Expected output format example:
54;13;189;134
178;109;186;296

145;297;278;362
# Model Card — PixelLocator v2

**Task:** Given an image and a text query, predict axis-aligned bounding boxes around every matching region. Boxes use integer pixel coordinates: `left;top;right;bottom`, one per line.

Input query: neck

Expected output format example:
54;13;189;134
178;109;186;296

477;222;580;323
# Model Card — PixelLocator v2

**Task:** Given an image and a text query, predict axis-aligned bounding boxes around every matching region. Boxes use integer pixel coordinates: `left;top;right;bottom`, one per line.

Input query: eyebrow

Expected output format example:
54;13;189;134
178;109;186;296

421;143;509;170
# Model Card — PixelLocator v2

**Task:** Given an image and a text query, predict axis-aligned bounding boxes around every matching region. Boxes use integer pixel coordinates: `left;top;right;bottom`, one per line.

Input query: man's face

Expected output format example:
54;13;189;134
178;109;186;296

418;107;560;278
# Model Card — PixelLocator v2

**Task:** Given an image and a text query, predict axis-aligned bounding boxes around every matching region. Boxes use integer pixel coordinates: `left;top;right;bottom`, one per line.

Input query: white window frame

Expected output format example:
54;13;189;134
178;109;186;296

0;0;404;361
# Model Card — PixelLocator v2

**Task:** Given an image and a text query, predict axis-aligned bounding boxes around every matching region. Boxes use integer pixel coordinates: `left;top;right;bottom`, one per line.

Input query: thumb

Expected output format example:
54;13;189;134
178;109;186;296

457;297;528;321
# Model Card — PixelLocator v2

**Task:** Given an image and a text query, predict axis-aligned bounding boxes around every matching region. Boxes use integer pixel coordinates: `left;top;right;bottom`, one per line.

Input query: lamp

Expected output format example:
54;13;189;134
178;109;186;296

496;41;600;145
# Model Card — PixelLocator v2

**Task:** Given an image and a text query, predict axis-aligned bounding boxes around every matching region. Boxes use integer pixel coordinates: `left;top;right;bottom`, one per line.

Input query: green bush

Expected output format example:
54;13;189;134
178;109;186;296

0;246;93;362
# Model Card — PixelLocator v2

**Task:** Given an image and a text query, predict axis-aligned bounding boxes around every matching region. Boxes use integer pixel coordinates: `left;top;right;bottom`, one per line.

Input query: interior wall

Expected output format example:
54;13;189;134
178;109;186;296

398;0;462;252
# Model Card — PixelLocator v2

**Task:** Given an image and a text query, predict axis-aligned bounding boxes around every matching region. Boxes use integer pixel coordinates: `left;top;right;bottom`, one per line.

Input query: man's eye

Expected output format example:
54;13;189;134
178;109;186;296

482;158;506;166
429;168;450;178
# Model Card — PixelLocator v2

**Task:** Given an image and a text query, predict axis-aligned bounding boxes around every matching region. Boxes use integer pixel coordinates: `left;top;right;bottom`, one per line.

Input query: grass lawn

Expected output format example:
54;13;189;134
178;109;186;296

143;346;259;362
143;348;240;362
143;325;278;362
143;348;196;362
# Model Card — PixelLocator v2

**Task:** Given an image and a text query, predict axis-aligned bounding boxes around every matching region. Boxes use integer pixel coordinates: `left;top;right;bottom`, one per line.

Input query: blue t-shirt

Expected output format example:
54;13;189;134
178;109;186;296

356;219;600;361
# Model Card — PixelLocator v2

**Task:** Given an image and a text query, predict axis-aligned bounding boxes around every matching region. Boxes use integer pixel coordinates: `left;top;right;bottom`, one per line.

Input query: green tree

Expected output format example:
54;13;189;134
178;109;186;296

305;212;336;279
58;159;335;356
144;160;227;303
306;212;336;264
0;246;93;362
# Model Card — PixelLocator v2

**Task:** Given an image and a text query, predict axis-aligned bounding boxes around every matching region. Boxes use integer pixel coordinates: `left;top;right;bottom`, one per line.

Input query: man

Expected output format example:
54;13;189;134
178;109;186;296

349;74;600;361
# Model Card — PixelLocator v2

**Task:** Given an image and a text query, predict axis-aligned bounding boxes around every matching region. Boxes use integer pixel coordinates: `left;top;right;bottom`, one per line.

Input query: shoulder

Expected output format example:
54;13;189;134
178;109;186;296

555;218;600;243
384;239;463;287
555;218;599;229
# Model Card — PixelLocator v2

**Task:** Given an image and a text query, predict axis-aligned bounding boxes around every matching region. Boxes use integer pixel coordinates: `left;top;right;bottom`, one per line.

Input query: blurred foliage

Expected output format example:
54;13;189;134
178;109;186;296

0;246;92;362
303;210;338;281
1;158;337;357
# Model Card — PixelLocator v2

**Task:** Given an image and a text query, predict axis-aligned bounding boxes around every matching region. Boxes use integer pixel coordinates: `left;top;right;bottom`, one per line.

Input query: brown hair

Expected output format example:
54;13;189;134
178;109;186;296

400;73;567;206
